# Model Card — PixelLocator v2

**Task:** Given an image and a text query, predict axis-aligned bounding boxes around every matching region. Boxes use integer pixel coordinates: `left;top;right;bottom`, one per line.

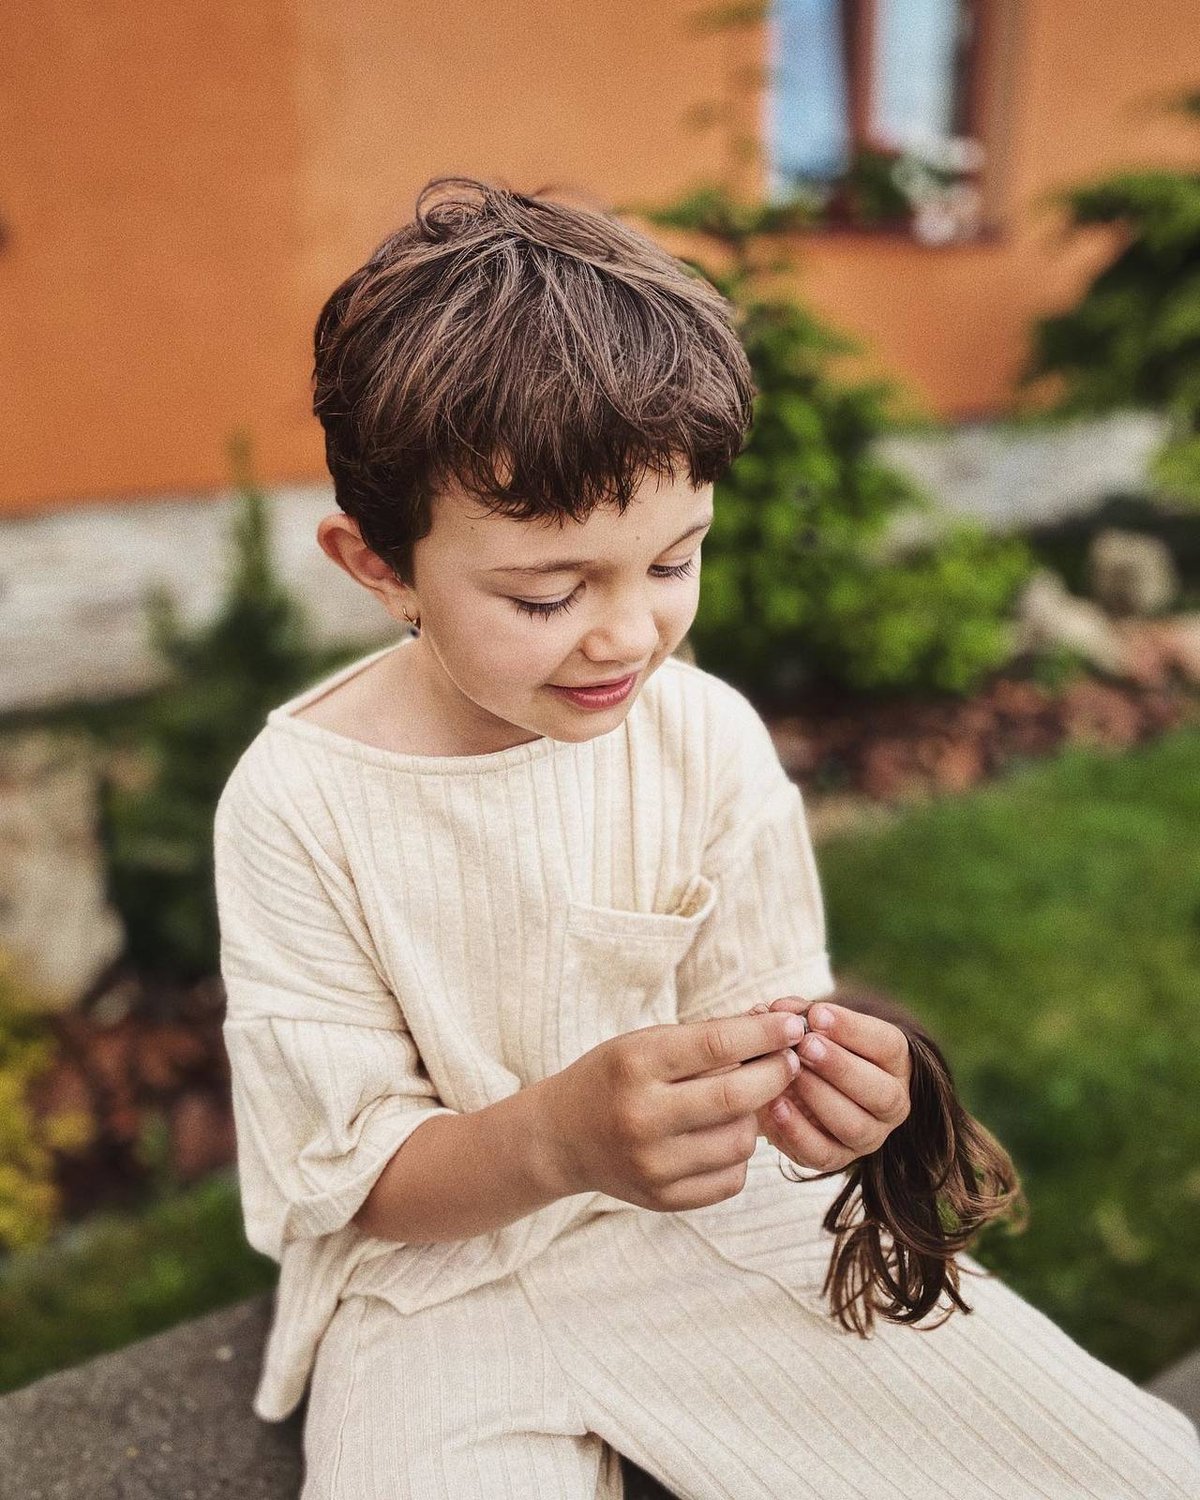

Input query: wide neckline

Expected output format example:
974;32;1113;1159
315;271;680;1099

266;634;637;775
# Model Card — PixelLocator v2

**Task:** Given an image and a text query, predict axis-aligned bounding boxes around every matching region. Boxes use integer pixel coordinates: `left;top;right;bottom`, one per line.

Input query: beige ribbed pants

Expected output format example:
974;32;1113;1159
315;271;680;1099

301;1149;1200;1499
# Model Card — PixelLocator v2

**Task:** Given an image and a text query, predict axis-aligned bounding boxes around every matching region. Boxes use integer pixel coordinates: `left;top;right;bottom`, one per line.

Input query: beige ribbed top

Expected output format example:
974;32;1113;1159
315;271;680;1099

214;637;835;1421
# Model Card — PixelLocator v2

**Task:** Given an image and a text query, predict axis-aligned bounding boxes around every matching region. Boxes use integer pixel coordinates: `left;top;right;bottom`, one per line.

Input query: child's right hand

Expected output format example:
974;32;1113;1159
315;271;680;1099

534;1012;807;1211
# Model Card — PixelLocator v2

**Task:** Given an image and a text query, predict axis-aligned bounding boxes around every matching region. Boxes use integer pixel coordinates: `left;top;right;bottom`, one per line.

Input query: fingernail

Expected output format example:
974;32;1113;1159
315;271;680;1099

810;1005;834;1030
783;1017;807;1041
801;1036;827;1062
785;1047;800;1072
771;1099;791;1123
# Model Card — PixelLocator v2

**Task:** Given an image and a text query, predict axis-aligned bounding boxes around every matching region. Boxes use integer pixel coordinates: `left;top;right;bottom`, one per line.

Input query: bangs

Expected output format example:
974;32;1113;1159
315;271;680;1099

313;178;755;567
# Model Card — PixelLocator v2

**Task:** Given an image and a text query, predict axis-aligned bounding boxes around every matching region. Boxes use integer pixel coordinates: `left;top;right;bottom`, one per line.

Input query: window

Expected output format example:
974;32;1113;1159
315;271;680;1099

766;0;851;182
873;0;973;160
765;0;999;242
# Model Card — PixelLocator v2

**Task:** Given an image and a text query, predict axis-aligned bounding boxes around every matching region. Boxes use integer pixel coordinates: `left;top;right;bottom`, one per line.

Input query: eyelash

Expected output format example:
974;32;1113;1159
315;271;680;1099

511;556;699;620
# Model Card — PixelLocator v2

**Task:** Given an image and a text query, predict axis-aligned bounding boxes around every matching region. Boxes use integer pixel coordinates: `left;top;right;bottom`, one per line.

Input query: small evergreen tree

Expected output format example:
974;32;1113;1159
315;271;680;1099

100;436;350;987
626;184;1031;700
1024;89;1200;505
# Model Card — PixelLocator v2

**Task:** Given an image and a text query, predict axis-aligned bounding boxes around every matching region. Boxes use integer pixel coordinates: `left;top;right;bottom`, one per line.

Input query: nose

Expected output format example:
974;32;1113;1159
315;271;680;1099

579;608;658;669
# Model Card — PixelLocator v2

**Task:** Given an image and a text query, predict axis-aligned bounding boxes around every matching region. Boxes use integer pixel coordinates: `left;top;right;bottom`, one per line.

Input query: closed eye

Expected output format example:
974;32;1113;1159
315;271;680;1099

511;555;699;620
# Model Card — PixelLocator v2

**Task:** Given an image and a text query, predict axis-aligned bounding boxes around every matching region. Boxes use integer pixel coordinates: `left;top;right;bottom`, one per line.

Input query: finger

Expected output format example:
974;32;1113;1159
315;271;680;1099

788;1067;890;1156
695;1012;778;1080
761;1093;857;1173
657;1012;810;1083
773;998;911;1083
655;1162;749;1212
671;1047;802;1132
795;1031;910;1125
672;1115;760;1178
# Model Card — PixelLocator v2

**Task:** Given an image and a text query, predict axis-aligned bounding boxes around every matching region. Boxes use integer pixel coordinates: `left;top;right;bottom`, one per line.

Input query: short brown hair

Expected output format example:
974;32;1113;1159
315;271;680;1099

312;176;756;582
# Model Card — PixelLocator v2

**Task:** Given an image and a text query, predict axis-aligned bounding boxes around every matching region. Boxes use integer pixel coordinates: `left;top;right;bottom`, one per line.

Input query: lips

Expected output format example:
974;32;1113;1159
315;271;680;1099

554;669;642;689
559;675;634;689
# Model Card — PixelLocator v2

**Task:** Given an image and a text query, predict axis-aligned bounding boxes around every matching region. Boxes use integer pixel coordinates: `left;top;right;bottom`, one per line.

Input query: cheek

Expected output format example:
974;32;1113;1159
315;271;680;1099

667;580;702;628
461;610;561;684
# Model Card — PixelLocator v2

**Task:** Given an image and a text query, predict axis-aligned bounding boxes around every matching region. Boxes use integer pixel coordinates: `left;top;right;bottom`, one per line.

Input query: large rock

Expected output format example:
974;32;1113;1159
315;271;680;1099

877;412;1167;532
0;732;124;1010
1011;569;1134;679
1087;528;1179;617
0;486;387;716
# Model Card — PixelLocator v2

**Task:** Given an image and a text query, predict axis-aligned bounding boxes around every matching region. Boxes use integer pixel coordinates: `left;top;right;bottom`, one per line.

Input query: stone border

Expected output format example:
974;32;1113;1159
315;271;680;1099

0;485;386;715
0;414;1164;716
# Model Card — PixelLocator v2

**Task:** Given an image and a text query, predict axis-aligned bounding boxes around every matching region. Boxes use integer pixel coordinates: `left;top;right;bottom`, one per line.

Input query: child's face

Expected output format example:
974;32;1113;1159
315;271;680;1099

322;466;713;752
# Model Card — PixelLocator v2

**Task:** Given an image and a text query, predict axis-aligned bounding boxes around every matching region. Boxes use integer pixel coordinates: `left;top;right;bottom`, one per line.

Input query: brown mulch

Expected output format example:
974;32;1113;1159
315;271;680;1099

22;666;1200;1229
767;670;1199;806
26;977;234;1225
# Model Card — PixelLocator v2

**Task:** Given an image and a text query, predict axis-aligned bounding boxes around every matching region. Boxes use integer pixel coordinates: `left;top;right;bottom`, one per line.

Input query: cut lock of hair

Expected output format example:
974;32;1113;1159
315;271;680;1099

783;987;1029;1337
312;175;756;583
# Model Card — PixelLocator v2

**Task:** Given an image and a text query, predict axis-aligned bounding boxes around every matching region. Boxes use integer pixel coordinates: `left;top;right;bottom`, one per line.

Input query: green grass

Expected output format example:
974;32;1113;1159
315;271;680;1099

0;1168;276;1394
819;726;1200;1383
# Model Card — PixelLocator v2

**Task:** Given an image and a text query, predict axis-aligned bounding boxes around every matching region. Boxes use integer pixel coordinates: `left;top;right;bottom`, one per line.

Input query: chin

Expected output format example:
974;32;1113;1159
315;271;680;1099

548;687;640;737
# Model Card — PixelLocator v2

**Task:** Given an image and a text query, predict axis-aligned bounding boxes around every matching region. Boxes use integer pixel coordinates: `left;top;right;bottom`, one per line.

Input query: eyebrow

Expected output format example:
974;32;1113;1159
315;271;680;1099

484;516;714;576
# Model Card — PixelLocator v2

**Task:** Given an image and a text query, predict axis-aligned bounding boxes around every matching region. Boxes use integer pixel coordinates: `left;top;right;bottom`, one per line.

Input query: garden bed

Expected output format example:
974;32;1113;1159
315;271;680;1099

770;663;1199;803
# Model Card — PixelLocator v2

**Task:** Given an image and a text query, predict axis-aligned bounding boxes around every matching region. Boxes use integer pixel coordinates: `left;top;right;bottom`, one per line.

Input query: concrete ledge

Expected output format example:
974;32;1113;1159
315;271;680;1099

1145;1347;1200;1432
0;1296;302;1500
0;1292;675;1499
2;1290;1193;1498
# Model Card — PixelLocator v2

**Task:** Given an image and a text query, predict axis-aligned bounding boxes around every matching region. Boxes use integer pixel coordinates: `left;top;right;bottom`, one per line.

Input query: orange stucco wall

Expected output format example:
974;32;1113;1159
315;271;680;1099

1;1;304;514
2;0;1197;514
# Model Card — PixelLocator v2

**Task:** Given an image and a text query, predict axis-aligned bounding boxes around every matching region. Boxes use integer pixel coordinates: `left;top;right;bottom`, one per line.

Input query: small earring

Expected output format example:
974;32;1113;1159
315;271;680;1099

401;606;421;631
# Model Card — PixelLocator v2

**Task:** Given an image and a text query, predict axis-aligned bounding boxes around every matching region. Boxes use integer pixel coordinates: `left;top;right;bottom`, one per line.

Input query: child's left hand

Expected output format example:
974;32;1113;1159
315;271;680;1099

749;996;912;1173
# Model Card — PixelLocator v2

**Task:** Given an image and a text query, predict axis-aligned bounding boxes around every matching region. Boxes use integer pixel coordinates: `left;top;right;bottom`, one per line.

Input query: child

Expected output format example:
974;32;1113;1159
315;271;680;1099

214;176;1200;1498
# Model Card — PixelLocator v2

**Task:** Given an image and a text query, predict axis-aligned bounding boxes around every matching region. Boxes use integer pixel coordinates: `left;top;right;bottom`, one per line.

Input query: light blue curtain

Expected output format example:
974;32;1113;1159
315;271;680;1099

765;0;850;195
871;0;963;155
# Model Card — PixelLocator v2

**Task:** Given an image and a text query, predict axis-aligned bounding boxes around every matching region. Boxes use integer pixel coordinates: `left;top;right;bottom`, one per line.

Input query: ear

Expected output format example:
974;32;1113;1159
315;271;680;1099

316;514;416;626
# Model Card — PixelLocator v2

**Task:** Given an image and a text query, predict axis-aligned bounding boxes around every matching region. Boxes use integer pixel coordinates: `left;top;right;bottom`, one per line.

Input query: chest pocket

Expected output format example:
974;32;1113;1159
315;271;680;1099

555;873;717;1067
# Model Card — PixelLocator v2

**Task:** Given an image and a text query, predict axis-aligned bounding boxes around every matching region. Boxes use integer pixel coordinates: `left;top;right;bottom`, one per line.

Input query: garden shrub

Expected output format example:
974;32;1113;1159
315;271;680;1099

628;184;1033;702
0;953;94;1254
1024;89;1200;506
99;438;358;987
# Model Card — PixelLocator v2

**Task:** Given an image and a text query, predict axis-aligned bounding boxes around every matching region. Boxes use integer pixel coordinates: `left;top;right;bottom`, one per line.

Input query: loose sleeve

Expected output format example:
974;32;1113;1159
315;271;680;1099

214;767;455;1263
675;683;836;1023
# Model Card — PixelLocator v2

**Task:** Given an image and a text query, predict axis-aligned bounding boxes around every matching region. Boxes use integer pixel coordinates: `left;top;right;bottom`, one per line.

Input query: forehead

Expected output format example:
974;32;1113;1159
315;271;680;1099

430;474;715;576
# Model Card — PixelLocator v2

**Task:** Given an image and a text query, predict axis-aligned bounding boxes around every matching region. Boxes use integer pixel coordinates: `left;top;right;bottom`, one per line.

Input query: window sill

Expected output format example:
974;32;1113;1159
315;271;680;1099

776;220;1007;250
